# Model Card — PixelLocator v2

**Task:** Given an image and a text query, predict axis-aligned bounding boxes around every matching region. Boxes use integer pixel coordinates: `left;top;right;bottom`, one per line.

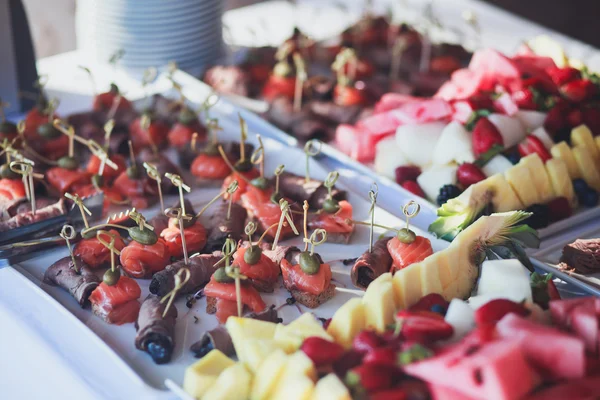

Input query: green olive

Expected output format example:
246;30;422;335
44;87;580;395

0;121;17;136
103;268;121;286
299;251;321;275
244;245;263;265
37;122;61;139
203;142;219;156
396;228;416;244
129;226;158;245
322;198;340;214
127;165;140;179
178;108;197;126
250;177;269;190
214;267;234;283
91;174;104;188
270;192;282;204
109;83;120;94
58;156;79;170
0;164;18;179
234;159;253;172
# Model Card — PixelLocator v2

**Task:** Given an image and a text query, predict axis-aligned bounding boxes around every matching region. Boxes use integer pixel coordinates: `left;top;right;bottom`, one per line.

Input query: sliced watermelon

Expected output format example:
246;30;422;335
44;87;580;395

428;384;478;400
404;338;540;400
396;98;453;124
436;69;487;101
512;55;557;75
357;111;405;138
468;49;520;84
374;93;424;114
570;304;599;355
526;375;600;400
496;314;586;381
334;124;379;162
549;297;596;327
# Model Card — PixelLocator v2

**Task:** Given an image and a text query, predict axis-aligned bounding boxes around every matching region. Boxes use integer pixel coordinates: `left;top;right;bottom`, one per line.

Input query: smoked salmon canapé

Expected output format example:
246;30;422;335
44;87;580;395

160;218;207;259
232;246;280;292
73;184;126;215
190;153;231;182
89;276;141;325
0;178;26;201
74;229;126;269
204;274;267;324
112;170;158;210
46;167;90;195
280;258;335;309
86;153;127;183
308;200;354;244
222;168;260;203
387;235;433;273
120;239;171;279
240;187;298;241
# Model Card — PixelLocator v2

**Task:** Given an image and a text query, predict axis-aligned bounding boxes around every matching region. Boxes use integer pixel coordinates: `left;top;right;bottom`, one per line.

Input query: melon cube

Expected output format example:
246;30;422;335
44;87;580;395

444;299;475;341
477;260;532;303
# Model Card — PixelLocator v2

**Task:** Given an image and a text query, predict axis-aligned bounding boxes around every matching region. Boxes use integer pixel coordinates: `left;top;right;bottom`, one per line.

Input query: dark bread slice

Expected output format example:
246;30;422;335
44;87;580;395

288;284;336;309
206;296;217;314
250;279;276;293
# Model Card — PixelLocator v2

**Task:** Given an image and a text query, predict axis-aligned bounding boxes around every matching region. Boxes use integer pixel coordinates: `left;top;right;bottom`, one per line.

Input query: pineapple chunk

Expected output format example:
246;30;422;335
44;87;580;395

392;263;423;310
420;256;444;295
274;314;332;353
551;142;581;179
270;375;315;400
282;351;317;380
519;154;555;203
203;363;252;400
363;273;397;332
546;158;577;208
183;350;235;399
250;350;288;400
595;136;600;153
326;298;366;349
573;146;600;191
313;374;351;400
504;163;540;207
572;125;600;169
237;338;283;372
226;317;277;357
484;174;524;212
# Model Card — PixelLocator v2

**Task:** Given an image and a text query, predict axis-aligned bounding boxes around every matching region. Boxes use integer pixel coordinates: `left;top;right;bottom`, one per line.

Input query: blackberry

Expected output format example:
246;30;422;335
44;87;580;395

580;189;599;207
437;184;462;206
523;204;550;229
573;178;589;195
505;152;521;165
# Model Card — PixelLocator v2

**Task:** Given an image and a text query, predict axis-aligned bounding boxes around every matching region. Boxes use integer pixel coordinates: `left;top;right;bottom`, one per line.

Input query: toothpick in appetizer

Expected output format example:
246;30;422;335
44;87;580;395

129;108;169;153
74;209;126;268
89;229;142;325
22;94;70;161
10;160;43;215
112;141;156;209
308;171;354;243
0;139;27;201
292;52;307;113
43;224;101;307
331;48;368;107
190;118;231;185
136;292;179;364
280;201;334;308
262;41;297;101
85;119;127;183
143;162;164;211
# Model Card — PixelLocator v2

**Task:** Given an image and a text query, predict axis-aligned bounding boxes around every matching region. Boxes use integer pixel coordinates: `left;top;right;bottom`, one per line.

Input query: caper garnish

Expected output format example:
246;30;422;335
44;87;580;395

91;173;104;187
270;192;282;204
103;268;121;286
396;228;416;244
244;245;263;265
203;142;219;156
0;164;18;179
250;177;269;190
127;165;140;179
58;156;79;170
234;159;253;172
129;226;158;245
37;122;61;139
214;267;234;283
322;198;340;214
178;108;197;126
299;251;321;275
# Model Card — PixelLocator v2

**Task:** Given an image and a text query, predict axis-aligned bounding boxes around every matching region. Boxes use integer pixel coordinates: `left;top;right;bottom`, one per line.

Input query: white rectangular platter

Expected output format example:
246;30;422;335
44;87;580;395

3;66;450;399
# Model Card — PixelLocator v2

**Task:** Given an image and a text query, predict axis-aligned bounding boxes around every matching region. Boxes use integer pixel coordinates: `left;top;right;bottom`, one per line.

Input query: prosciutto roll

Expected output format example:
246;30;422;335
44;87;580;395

277;172;347;210
204;202;247;252
351;237;393;289
43;256;100;307
149;251;223;297
135;294;177;364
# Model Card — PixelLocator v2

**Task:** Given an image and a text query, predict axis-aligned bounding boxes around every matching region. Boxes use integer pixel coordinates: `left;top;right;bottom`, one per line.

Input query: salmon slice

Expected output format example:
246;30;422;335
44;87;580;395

73;229;126;268
233;247;280;285
241;187;296;239
120;239;170;279
204;275;266;313
387;236;433;272
86;154;126;182
89;276;141;324
308;200;354;233
191;154;231;180
129;117;169;150
0;179;26;200
160;219;207;258
73;184;125;215
222;169;260;203
280;259;332;296
46;167;91;195
112;171;147;199
215;298;240;324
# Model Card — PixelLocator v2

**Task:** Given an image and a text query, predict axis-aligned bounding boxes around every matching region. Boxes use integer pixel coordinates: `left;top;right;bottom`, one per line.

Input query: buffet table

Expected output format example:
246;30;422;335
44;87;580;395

2;1;600;399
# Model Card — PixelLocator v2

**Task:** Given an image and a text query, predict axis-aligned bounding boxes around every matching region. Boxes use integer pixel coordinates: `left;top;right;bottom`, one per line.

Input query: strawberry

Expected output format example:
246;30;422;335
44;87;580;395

548;67;581;86
353;330;386;354
333;349;364;377
457;163;486;188
363;346;400;368
517;135;552;162
531;272;561;309
345;364;394;393
300;337;344;367
582;107;600;135
544;101;571;134
397;311;454;342
394;166;421;184
369;389;408;400
401;181;425;198
471;117;504;157
474;299;529;326
464;94;494;111
567;108;584;127
334;84;367;107
547;196;573;222
408;293;449;313
560;79;597;103
512;89;537;110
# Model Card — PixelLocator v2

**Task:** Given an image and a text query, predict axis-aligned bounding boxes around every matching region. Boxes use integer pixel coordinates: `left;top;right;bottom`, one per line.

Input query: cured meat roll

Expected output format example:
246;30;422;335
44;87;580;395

351;237;393;289
43;256;100;307
135;294;177;364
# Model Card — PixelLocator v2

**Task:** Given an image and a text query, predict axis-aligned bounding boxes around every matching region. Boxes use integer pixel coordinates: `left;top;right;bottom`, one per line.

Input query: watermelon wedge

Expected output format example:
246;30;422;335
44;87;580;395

526;375;600;400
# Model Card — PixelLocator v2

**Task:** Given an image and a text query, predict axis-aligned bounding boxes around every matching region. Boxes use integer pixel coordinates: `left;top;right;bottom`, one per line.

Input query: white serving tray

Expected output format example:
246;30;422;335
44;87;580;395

5;66;449;399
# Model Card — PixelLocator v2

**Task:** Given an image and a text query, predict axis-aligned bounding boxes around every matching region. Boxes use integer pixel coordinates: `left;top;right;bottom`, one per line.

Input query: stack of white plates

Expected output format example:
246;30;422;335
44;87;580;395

76;0;223;75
